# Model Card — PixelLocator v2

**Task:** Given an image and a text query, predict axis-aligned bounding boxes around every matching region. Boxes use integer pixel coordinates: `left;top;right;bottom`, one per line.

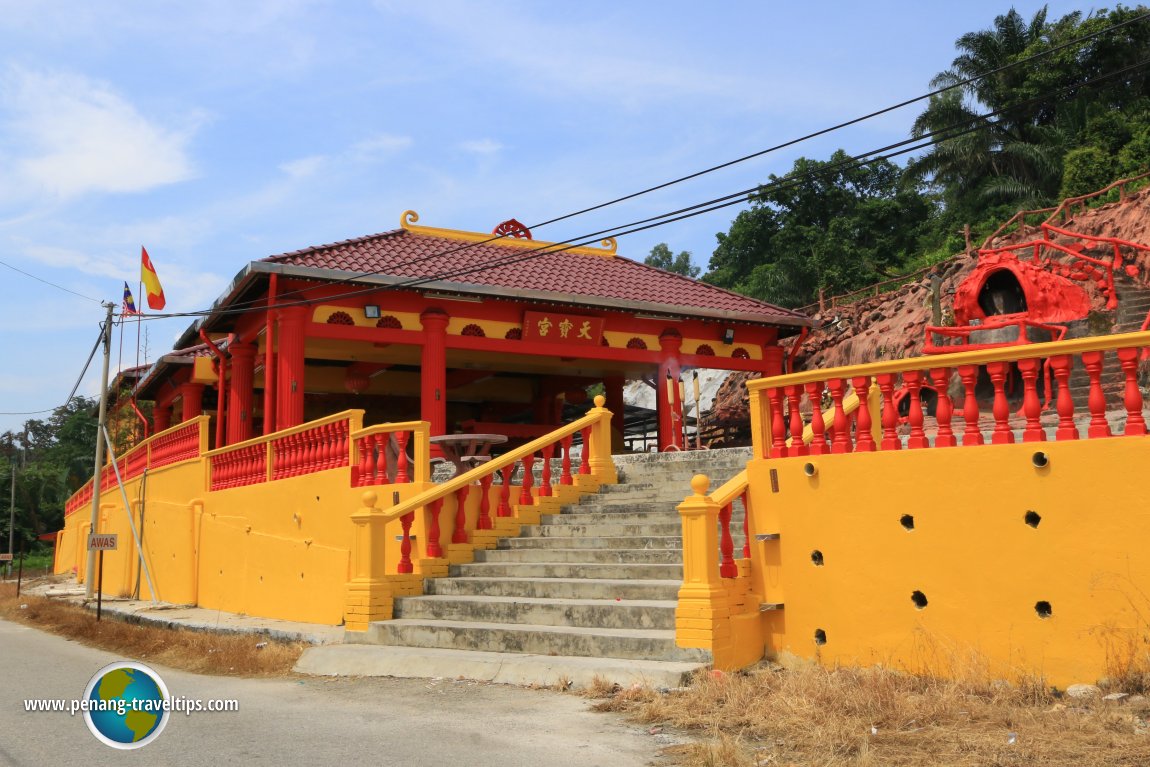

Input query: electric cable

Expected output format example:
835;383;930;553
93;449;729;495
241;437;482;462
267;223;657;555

204;9;1150;312
128;54;1150;324
0;257;102;303
0;323;105;416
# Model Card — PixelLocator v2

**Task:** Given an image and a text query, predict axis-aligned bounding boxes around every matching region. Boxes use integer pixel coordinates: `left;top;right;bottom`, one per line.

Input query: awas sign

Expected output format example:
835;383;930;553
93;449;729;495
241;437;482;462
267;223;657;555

87;534;118;551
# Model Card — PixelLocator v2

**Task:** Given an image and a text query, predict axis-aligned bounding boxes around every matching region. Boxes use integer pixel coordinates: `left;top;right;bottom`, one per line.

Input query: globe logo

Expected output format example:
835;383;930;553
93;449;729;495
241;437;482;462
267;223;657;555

82;661;171;749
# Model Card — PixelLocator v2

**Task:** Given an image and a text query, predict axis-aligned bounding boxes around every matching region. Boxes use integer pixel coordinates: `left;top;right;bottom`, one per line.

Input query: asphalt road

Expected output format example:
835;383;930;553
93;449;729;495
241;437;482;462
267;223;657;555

0;618;667;766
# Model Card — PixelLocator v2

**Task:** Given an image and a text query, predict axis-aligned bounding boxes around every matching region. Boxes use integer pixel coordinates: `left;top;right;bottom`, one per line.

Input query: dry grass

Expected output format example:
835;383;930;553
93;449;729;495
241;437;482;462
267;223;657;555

0;582;305;676
586;659;1150;767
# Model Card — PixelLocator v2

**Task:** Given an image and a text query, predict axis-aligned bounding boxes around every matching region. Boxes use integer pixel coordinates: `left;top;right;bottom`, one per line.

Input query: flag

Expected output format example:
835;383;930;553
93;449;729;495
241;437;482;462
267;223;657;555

140;246;166;310
122;282;139;315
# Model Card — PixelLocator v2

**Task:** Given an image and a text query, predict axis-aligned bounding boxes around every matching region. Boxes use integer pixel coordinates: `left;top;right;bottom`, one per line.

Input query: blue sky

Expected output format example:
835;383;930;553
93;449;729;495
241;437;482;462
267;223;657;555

0;0;1087;433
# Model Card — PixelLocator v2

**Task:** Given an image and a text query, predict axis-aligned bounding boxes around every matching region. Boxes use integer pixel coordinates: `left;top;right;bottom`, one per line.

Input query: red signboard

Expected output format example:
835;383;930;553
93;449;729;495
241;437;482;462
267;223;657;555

521;311;605;346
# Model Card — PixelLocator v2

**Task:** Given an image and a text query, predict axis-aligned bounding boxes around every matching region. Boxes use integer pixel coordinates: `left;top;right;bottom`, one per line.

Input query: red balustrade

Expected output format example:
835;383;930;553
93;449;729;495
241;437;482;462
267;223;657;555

477;475;494;530
718;503;737;578
397;512;414;574
519;454;535;505
741;491;751;559
452;485;469;544
539;444;554;497
498;464;514;516
351;428;421;487
751;334;1150;456
150;422;201;468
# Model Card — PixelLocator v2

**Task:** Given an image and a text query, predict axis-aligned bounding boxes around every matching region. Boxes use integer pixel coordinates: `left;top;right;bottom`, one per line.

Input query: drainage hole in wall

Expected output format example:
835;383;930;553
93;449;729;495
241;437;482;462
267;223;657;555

900;514;915;531
1025;511;1041;528
810;550;824;566
1035;601;1053;619
911;590;928;609
814;629;827;646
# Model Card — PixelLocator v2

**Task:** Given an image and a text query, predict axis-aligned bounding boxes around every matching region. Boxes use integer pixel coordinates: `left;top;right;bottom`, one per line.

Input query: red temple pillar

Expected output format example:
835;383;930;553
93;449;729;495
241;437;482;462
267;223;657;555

276;306;308;430
227;340;257;444
657;330;684;451
605;376;625;453
153;404;172;434
420;309;449;438
763;344;785;377
178;383;205;423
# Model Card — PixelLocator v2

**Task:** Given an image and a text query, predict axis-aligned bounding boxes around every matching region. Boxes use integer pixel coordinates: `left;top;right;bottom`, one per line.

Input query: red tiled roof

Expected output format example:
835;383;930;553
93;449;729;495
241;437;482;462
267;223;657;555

263;229;808;326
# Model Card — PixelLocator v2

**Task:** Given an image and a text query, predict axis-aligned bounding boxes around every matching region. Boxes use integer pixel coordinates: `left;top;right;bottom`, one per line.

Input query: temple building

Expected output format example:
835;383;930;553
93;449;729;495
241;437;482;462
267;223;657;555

132;212;811;452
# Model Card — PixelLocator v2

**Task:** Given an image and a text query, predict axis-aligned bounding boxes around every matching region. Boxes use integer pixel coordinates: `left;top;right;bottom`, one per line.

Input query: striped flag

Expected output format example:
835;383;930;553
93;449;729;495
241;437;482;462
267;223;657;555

140;246;166;310
122;282;139;315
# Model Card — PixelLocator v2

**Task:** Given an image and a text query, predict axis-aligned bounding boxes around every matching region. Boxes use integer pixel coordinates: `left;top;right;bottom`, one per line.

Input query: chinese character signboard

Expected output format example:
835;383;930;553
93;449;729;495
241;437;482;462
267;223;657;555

521;311;605;346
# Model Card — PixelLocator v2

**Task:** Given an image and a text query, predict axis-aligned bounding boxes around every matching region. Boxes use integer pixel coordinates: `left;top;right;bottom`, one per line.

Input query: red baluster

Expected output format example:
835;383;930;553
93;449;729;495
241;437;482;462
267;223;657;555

337;421;350;467
1118;347;1148;436
452;485;470;544
396;431;410;483
987;361;1014;445
1017;358;1046;443
1050;355;1078;441
805;381;828;455
876;373;900;451
426;499;444;558
397;512;414;574
931;368;956;447
827;379;850;454
785;385;808;457
741;491;751;558
767;387;787;457
478;474;494;530
904;370;927;449
718;503;737;578
499;464;514;516
578;427;592;475
560;435;573;485
539;444;554;497
1082;351;1112;438
851;376;875;452
378;433;393;484
519;454;535;505
957;364;983;446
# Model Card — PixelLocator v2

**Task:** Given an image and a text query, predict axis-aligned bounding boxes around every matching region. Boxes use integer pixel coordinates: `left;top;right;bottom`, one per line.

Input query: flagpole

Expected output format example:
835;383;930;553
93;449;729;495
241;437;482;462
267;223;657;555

133;278;143;442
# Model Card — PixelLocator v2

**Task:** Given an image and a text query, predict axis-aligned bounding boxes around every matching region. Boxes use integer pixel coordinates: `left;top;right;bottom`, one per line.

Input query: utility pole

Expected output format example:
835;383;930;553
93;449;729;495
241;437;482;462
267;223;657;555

5;456;13;578
85;302;115;598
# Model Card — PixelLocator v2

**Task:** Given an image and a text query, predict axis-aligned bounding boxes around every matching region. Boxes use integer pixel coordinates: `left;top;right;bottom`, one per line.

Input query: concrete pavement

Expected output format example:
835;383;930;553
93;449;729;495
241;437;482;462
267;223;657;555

0;618;670;767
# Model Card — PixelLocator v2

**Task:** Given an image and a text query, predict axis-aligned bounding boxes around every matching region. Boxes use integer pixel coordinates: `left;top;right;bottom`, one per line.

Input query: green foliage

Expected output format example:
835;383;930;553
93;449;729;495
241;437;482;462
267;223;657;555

644;243;700;278
2;397;97;555
704;151;933;308
705;6;1150;310
1061;145;1115;197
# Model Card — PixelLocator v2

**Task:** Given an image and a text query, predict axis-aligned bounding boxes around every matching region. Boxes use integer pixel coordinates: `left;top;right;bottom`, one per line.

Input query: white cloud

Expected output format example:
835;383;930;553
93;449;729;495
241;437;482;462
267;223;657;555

458;138;504;155
0;67;200;200
279;155;328;178
353;133;413;158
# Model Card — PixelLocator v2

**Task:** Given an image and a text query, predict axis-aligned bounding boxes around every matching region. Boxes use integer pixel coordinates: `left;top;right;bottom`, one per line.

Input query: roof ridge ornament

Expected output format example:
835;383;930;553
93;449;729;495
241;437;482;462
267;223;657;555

397;209;617;257
492;218;532;240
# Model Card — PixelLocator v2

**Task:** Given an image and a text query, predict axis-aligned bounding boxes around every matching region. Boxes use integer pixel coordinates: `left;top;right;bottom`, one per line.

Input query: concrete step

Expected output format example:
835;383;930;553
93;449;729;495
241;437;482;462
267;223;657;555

450;562;684;579
540;511;680;526
392;594;677;630
362;618;708;662
295;645;707;689
474;547;683;564
567;500;679;513
518;523;683;538
426;576;681;601
500;534;682;550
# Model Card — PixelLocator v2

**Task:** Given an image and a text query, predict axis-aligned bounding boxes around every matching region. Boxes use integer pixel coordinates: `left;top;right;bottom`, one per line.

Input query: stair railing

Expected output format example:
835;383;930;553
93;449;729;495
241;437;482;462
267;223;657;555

751;330;1150;457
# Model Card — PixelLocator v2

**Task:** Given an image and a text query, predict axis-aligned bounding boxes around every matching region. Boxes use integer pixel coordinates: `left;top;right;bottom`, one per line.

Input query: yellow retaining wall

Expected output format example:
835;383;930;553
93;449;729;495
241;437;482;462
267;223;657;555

738;436;1150;687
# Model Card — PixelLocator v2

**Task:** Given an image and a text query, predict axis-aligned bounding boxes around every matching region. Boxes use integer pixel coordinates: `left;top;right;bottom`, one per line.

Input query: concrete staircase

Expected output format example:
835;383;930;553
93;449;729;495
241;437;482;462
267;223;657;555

296;447;752;688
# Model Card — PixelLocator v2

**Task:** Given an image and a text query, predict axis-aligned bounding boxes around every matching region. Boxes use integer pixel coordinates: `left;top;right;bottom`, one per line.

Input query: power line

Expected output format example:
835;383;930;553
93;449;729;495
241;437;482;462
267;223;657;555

208;8;1150;312
0;324;105;417
0;257;102;304
131;54;1150;326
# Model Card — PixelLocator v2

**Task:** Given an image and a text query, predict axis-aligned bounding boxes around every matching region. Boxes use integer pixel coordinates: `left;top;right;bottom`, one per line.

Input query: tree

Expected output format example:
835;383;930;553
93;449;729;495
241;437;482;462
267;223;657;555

644;243;700;278
704;151;933;308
